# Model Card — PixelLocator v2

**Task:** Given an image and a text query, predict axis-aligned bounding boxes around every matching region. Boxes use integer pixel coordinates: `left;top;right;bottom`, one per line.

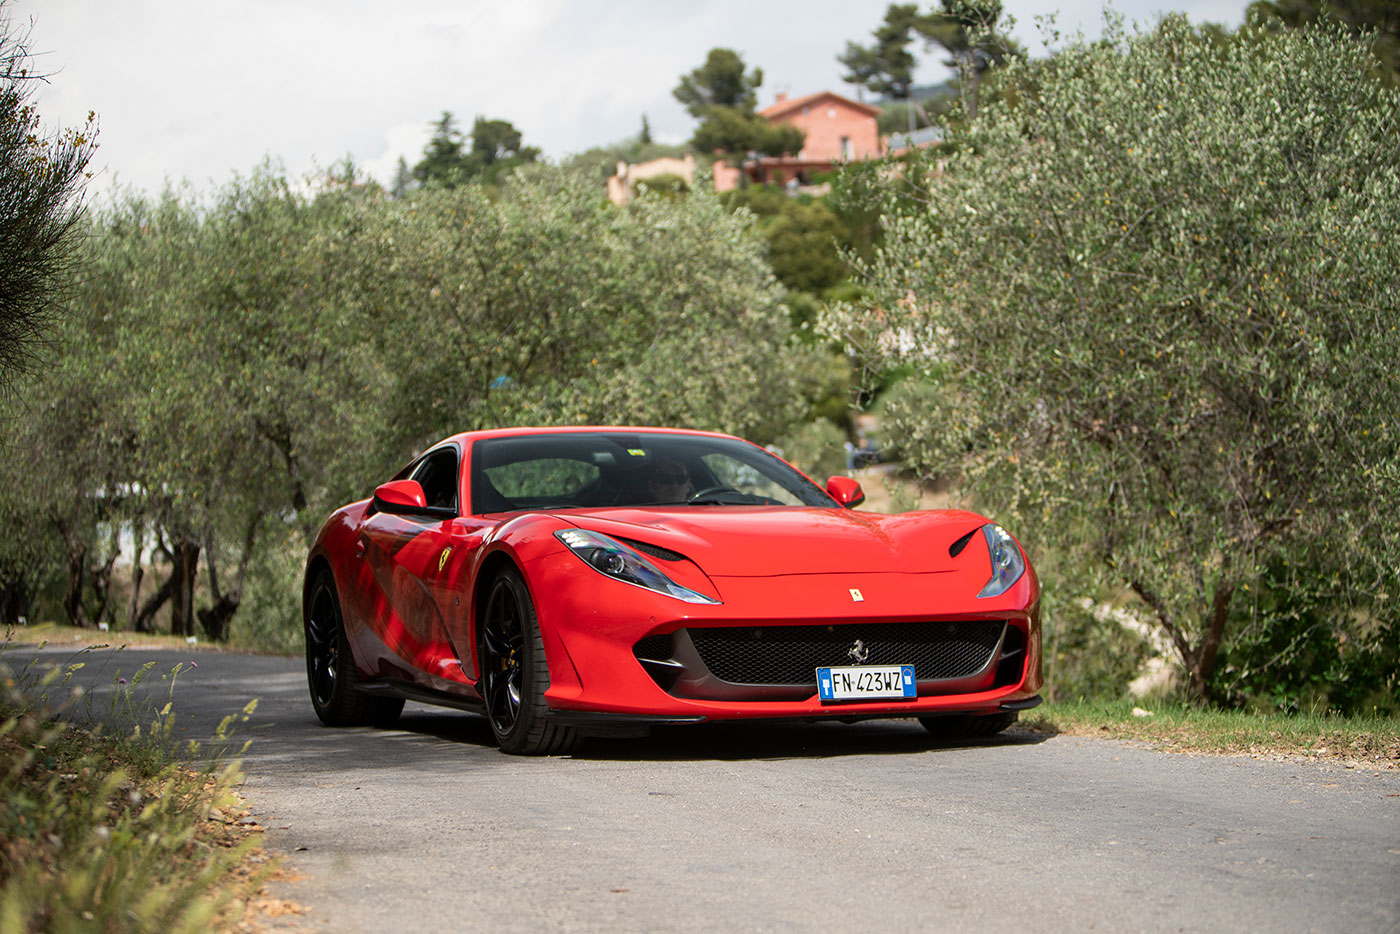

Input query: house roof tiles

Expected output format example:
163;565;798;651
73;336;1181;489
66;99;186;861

759;90;880;120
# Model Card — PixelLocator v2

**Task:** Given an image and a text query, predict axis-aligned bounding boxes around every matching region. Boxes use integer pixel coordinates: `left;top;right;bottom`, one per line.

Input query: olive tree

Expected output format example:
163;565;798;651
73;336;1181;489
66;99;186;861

2;161;824;646
372;166;818;450
0;3;95;391
825;16;1400;701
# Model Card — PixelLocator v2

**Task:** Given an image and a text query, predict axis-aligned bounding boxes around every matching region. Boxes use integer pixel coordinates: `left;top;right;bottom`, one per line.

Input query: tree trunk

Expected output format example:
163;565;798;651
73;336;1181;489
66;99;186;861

89;548;119;629
133;570;175;633
127;520;145;630
62;542;90;627
198;593;239;643
1189;582;1234;703
169;538;200;637
196;514;260;643
52;513;93;628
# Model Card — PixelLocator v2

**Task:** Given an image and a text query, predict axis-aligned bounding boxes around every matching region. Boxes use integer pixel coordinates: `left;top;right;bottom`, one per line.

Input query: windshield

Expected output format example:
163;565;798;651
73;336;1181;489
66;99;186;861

470;432;836;514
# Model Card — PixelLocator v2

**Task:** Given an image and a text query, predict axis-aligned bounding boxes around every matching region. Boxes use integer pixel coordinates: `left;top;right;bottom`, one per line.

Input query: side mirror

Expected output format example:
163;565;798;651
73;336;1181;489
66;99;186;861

373;479;429;514
826;476;865;508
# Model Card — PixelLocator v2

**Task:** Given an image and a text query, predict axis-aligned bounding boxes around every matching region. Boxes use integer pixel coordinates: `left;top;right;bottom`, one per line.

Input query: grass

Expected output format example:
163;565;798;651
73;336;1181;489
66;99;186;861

0;647;279;932
1023;698;1400;769
2;621;242;653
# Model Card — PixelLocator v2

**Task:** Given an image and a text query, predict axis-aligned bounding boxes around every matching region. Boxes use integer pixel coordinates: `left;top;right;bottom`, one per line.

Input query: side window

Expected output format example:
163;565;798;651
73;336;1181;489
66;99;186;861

411;447;460;511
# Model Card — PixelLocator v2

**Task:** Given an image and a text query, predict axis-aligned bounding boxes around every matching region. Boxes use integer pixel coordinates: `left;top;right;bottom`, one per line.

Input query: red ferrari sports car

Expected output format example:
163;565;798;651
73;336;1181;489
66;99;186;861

303;427;1041;754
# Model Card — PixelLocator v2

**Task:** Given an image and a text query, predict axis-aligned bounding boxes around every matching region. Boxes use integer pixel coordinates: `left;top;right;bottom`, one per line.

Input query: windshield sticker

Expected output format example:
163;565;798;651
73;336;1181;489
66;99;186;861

627;448;647;457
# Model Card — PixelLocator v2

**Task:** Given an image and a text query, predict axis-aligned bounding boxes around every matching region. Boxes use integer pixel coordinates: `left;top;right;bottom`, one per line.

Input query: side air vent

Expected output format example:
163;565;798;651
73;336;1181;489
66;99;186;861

949;528;977;558
616;537;686;562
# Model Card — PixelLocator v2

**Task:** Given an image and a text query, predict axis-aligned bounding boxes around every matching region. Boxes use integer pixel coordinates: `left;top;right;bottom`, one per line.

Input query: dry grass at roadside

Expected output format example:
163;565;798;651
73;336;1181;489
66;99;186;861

1023;699;1400;770
0;652;295;932
2;621;286;655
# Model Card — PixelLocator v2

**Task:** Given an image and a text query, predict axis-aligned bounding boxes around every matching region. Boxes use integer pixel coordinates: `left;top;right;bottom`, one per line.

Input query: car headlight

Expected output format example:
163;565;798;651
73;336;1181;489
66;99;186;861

976;524;1026;598
554;530;720;605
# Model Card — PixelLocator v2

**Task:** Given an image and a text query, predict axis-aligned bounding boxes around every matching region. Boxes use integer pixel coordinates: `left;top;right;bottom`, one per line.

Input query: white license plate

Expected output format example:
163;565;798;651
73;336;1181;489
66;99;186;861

816;664;916;702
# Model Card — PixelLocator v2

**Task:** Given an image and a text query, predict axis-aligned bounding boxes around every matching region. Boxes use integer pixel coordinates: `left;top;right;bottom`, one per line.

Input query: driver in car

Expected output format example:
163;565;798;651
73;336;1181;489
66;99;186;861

646;460;691;503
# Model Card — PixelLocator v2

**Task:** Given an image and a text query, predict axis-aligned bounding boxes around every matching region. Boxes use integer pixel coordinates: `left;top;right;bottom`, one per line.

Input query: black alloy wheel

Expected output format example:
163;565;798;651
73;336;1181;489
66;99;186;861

304;569;403;727
479;566;581;755
305;580;340;712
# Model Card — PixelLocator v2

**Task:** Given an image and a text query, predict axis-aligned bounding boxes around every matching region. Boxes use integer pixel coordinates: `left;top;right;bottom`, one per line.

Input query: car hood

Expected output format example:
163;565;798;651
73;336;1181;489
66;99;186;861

560;506;990;577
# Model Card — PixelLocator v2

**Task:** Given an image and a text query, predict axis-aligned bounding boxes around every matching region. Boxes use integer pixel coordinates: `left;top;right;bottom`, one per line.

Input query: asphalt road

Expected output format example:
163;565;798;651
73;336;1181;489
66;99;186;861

8;643;1399;933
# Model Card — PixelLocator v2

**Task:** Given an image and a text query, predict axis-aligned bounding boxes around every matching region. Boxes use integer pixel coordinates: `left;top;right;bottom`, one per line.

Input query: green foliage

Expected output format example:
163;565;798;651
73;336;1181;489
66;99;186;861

228;529;307;655
838;4;923;103
724;185;858;296
1213;560;1400;714
765;201;851;294
379;169;816;447
674;48;764;116
866;374;960;463
1040;591;1155;702
634;172;688;196
840;2;1019;126
916;0;1022;119
825;16;1400;703
675;48;805;162
412;111;467;186
412;111;540;188
1247;0;1400;84
775;418;849;486
690;104;804;163
467;115;542;184
0;3;96;391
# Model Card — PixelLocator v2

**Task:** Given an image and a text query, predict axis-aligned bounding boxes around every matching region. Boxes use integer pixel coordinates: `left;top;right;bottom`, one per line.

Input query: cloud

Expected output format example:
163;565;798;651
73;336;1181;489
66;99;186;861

13;0;1252;197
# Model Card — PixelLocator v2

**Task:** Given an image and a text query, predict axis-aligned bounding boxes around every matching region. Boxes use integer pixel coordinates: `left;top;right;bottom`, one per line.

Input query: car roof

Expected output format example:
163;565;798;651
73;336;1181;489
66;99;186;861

438;425;744;448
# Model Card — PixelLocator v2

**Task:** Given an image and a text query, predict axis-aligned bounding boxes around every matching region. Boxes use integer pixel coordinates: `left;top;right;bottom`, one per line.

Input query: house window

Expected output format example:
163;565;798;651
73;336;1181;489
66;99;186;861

827;107;837;118
840;136;852;159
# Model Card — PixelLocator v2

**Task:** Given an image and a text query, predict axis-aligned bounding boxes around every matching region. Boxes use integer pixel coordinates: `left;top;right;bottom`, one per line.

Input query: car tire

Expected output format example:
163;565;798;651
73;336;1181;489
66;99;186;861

918;711;1018;738
480;565;582;756
304;569;404;727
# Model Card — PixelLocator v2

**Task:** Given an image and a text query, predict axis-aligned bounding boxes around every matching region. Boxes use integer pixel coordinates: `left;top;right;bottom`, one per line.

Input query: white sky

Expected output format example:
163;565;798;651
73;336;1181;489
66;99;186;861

10;0;1251;198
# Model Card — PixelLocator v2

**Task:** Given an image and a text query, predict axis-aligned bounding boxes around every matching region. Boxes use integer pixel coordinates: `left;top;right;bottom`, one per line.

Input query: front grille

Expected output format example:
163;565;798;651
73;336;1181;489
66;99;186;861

686;620;1005;686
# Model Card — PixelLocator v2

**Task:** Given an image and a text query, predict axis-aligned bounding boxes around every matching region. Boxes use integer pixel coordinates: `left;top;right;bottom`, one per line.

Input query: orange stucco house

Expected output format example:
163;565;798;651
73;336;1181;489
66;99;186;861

717;90;883;190
606;90;884;200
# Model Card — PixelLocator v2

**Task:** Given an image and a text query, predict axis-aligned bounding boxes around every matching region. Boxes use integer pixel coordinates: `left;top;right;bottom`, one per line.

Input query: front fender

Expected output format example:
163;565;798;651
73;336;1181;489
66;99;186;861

461;513;586;695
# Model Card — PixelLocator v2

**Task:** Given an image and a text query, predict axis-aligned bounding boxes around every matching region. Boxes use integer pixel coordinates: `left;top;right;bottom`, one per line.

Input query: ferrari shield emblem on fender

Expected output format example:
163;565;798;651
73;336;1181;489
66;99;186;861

438;547;452;573
849;588;864;602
